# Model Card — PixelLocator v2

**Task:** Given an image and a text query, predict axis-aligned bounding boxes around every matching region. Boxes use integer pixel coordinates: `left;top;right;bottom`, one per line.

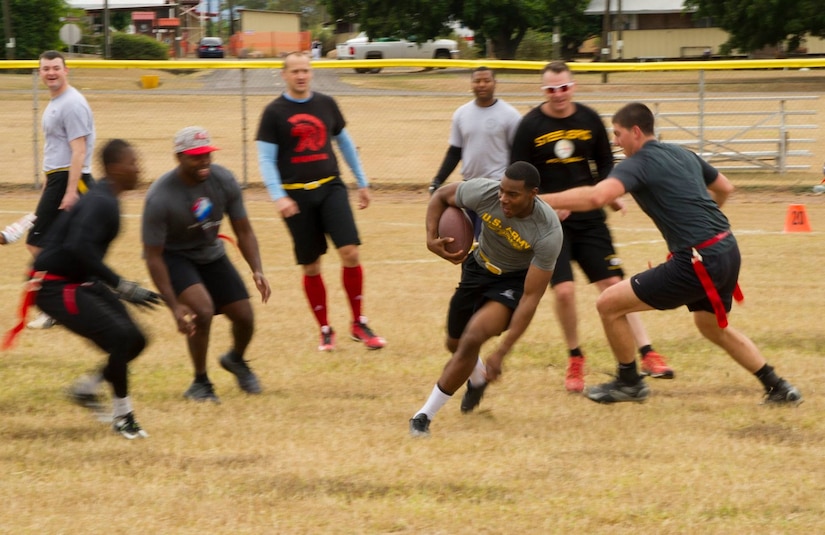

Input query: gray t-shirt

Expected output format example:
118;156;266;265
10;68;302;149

42;86;95;173
610;140;730;251
450;98;522;181
142;164;247;264
455;178;562;273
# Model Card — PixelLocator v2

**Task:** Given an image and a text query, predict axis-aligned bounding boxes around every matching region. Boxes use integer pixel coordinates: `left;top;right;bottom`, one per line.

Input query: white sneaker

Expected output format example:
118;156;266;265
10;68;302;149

27;311;57;330
1;213;36;244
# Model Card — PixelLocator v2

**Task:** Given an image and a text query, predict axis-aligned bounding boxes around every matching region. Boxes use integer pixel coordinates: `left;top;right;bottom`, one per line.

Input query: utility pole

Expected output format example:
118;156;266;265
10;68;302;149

2;0;15;60
103;0;110;59
617;0;623;60
228;0;234;38
601;0;610;62
174;2;182;58
600;0;611;83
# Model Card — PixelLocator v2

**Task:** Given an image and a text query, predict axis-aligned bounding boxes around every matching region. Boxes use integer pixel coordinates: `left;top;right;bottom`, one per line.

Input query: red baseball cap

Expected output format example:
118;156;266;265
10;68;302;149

174;126;220;155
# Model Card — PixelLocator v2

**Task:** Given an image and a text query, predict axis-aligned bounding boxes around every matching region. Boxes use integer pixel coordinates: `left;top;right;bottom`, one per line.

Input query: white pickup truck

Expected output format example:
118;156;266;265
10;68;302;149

336;33;459;73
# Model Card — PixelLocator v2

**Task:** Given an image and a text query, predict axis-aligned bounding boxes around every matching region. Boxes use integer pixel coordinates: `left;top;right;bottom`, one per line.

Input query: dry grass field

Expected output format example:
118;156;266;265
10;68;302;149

0;65;824;533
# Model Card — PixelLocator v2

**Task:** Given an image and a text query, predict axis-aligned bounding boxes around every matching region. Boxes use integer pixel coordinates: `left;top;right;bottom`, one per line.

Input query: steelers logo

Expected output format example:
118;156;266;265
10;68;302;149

554;139;575;160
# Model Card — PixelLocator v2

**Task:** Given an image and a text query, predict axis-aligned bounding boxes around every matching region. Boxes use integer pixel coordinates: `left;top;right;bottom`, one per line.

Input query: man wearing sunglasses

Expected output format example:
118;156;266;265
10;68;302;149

511;61;673;395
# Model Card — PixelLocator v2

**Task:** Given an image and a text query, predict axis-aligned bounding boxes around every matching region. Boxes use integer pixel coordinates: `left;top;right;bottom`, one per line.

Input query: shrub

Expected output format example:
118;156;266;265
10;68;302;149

110;33;169;60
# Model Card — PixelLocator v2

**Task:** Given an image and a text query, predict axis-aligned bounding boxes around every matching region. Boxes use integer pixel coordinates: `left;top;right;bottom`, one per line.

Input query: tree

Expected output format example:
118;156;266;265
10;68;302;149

0;0;65;59
321;0;458;41
320;0;590;60
685;0;825;54
461;0;542;59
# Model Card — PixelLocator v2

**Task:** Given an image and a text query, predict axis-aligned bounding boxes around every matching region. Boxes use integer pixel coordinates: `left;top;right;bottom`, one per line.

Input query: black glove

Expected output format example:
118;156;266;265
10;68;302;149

115;279;162;309
428;180;441;196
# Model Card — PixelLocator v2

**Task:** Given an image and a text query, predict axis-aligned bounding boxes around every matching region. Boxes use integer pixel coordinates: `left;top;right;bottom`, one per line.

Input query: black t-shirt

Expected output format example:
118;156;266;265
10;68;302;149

610;141;730;251
255;92;346;185
511;102;613;222
34;180;120;286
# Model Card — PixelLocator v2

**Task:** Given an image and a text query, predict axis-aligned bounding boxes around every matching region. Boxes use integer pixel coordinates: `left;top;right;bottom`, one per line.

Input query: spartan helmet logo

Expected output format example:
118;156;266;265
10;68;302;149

289;113;327;152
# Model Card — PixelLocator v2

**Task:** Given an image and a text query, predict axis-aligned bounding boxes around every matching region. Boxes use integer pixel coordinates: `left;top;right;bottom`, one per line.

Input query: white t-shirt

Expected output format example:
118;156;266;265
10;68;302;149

41;86;95;173
449;98;522;181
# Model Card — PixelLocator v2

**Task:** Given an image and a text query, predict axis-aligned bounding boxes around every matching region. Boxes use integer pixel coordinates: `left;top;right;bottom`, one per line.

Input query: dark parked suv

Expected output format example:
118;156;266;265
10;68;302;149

197;37;224;58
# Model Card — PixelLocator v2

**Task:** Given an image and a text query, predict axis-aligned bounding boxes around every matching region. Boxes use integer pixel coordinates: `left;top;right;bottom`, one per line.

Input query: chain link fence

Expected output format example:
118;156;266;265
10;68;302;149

1;59;822;191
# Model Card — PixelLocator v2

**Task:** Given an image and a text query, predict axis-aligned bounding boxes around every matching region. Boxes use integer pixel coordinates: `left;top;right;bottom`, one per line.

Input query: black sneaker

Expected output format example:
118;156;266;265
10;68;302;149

112;412;148;439
220;352;262;394
183;381;221;403
460;380;488;414
586;378;650;404
763;379;803;406
409;413;431;437
66;379;110;422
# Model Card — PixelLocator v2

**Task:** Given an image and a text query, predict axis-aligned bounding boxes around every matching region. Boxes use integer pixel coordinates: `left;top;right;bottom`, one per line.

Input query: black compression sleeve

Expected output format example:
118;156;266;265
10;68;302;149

432;145;462;185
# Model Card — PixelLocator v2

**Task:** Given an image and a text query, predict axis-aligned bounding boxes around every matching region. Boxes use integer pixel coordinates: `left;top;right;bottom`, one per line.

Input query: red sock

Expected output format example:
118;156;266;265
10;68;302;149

342;265;363;323
303;274;328;328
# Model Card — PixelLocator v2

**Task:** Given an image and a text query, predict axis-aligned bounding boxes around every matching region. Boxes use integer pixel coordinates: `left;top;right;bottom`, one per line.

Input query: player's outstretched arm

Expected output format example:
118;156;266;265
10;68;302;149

229;216;271;304
144;244;196;336
485;265;552;382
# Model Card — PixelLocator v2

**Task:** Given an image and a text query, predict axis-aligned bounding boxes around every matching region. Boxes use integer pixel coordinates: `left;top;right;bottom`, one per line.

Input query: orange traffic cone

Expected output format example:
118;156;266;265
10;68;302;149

784;204;812;233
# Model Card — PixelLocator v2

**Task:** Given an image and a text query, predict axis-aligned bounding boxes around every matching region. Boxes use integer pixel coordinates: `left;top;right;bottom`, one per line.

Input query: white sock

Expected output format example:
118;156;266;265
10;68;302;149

468;357;487;388
415;384;452;420
112;396;133;419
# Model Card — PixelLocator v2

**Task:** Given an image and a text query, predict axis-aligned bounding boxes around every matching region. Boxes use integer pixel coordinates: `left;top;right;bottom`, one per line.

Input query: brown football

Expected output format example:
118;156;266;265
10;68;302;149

438;206;474;255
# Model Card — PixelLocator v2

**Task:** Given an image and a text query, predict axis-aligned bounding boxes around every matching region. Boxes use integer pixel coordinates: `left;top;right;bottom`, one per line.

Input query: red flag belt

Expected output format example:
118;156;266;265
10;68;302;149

680;230;744;329
2;271;71;350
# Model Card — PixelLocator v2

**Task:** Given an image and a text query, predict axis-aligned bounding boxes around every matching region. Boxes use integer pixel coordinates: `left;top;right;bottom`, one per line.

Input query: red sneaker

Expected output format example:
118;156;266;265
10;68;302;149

641;351;674;379
318;326;336;352
565;356;585;393
350;318;385;350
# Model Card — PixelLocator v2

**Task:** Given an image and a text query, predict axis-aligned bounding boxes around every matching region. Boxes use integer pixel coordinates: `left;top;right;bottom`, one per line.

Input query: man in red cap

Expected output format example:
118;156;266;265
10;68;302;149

142;126;272;403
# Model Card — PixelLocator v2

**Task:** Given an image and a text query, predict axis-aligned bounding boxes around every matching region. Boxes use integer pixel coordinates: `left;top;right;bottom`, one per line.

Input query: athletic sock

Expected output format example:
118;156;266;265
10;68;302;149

113;396;133;419
569;347;583;358
416;383;453;420
754;364;781;390
195;373;210;384
468;357;487;388
618;361;641;385
303;273;329;327
342;265;363;322
638;345;653;358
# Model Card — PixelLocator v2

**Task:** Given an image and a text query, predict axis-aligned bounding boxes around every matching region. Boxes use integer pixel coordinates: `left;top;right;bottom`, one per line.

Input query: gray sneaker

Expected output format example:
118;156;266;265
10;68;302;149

219;353;262;394
183;381;220;403
27;311;57;329
586;378;650;404
66;375;111;422
763;379;803;406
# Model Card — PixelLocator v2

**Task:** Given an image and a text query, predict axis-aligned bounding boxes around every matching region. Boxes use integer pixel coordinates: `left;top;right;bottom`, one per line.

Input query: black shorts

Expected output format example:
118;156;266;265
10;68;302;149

27;169;94;247
551;217;623;286
283;178;360;265
630;237;741;314
163;252;249;313
35;280;143;354
446;256;527;339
